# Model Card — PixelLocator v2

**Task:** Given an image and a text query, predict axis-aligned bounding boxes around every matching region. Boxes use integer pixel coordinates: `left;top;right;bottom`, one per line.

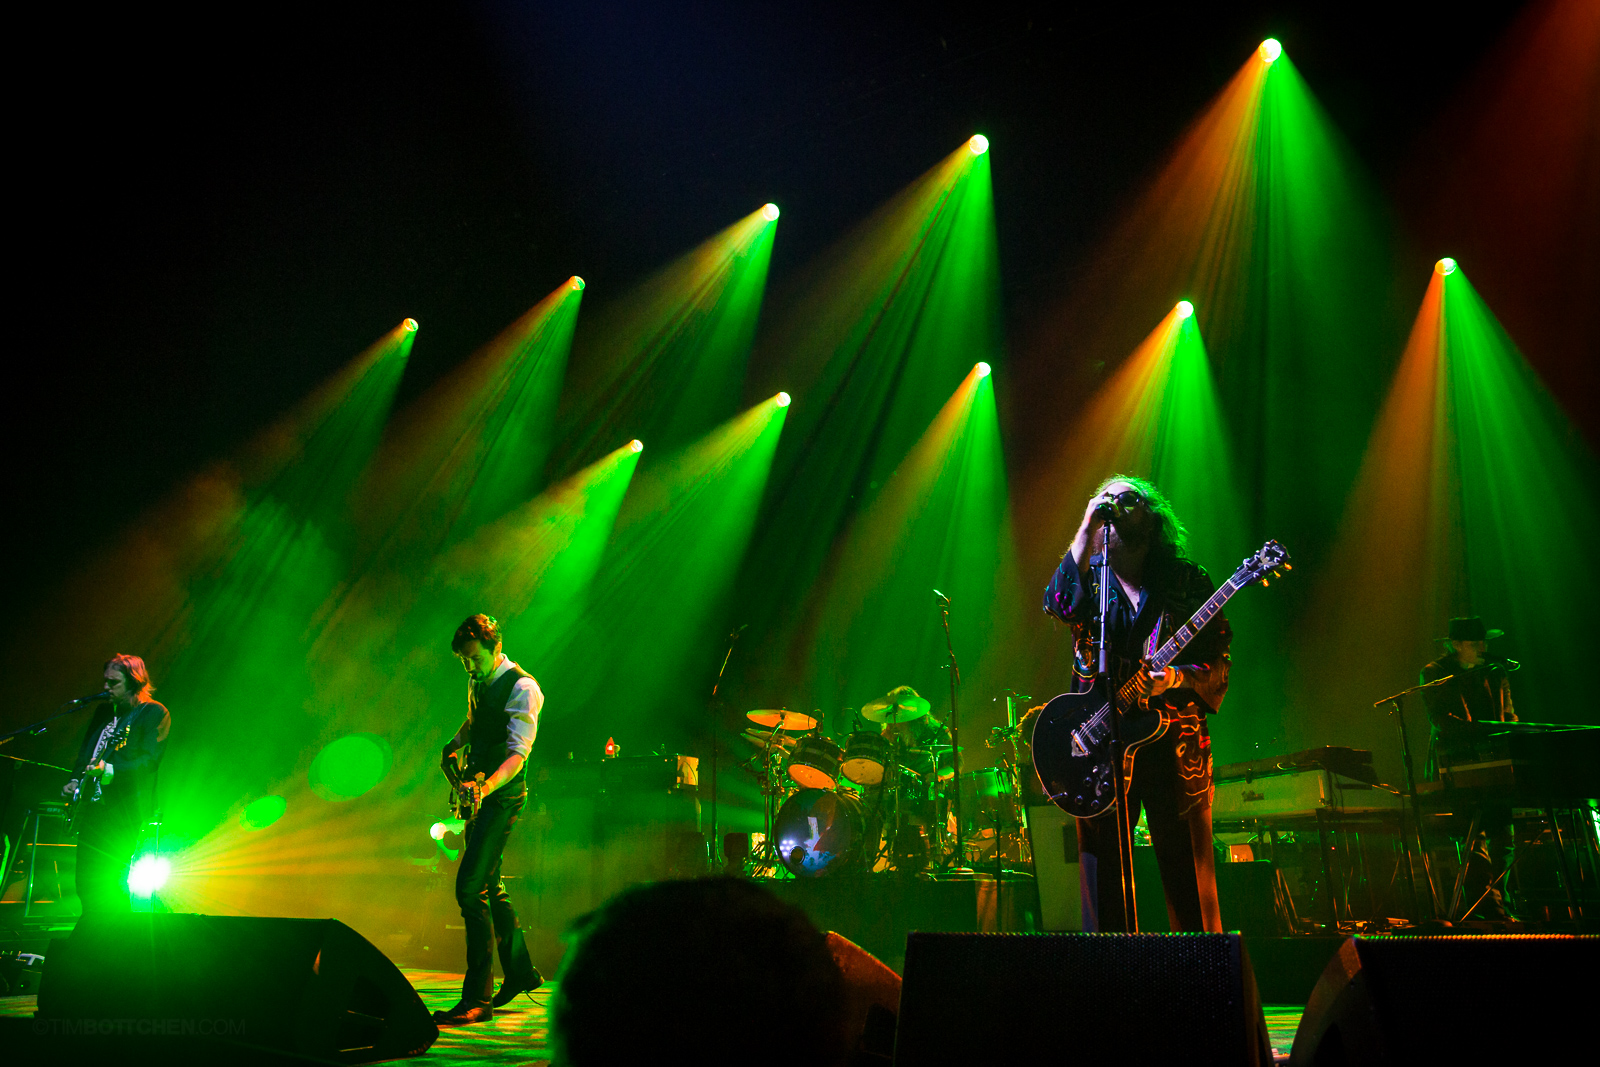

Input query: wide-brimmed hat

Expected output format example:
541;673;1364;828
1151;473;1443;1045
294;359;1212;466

1438;616;1504;643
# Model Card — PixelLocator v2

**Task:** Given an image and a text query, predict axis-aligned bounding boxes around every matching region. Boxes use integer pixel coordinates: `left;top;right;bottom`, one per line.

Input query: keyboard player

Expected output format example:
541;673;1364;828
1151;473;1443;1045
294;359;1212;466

1420;616;1518;921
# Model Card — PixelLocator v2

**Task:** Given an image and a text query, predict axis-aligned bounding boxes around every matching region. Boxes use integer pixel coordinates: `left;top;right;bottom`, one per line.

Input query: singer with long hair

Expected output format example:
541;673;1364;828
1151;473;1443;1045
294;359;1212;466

1042;475;1232;932
63;653;171;915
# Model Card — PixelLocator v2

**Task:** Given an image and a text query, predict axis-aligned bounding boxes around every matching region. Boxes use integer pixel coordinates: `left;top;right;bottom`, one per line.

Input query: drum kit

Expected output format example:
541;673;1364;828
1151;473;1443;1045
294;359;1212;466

736;688;1025;878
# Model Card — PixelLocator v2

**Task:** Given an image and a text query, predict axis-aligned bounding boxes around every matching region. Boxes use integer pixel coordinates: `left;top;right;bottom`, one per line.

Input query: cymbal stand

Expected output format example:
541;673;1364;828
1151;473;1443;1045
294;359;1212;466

748;740;787;875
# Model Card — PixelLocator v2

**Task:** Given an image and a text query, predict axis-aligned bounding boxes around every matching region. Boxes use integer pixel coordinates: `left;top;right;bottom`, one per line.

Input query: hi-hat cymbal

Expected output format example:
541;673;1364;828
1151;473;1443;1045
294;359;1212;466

862;691;931;723
746;709;819;731
740;728;797;751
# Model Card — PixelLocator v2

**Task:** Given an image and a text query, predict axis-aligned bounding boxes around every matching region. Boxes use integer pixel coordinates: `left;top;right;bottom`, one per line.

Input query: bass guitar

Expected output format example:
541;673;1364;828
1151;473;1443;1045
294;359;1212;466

65;721;130;835
1032;540;1289;818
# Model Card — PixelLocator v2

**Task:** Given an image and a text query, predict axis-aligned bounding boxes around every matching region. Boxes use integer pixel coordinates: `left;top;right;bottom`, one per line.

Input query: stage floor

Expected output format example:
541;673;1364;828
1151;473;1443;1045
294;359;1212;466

1;971;1304;1064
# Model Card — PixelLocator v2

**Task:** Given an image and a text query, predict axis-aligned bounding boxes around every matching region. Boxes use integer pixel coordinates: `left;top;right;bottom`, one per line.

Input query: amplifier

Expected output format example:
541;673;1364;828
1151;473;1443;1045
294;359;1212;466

1213;768;1399;819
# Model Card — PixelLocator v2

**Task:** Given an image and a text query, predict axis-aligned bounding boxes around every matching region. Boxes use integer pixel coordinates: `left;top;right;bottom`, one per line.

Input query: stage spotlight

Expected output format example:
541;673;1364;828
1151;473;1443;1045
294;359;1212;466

128;854;171;896
1436;257;1457;276
968;134;989;155
403;318;419;332
776;391;792;407
975;362;991;378
1259;39;1282;64
1176;300;1195;319
762;203;780;221
570;275;586;290
629;439;644;453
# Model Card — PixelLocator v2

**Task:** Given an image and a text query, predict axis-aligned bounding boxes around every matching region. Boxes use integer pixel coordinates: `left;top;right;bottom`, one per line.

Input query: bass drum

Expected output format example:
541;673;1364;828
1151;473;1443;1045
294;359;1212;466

773;788;876;878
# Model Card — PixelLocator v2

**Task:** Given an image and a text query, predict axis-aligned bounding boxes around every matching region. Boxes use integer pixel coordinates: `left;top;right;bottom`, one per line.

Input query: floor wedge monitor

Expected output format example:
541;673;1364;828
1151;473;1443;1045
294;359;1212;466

35;913;438;1063
895;931;1271;1066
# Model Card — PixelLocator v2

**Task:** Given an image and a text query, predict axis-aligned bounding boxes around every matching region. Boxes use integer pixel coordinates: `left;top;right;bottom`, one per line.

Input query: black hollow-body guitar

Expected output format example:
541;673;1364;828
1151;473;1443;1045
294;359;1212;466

1031;541;1289;818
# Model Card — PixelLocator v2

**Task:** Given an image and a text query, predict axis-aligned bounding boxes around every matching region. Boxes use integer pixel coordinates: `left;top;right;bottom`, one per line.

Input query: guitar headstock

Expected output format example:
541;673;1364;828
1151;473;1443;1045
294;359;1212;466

1232;540;1292;588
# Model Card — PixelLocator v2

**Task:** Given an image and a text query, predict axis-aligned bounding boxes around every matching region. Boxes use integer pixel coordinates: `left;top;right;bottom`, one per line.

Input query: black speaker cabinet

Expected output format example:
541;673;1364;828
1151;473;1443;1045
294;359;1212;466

35;914;437;1063
1289;934;1599;1065
895;931;1271;1066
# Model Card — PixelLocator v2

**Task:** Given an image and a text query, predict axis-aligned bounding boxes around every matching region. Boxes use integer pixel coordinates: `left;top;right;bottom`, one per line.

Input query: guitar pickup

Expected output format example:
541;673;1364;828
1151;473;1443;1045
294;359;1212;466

1071;732;1088;758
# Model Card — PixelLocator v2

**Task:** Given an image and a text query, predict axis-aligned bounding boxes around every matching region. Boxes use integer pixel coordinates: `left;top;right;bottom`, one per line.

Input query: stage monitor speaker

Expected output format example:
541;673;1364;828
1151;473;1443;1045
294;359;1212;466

35;913;437;1063
1288;934;1599;1065
894;931;1271;1066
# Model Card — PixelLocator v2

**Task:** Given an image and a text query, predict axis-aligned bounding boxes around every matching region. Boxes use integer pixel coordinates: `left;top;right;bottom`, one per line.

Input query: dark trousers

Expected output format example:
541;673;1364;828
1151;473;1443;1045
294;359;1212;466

456;787;536;1004
1075;737;1221;933
76;802;139;916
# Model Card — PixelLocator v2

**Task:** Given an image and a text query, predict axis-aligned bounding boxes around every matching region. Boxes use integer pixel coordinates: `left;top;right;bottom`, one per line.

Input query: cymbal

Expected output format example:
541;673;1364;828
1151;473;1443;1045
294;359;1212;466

740;727;797;751
746;708;819;731
862;692;931;723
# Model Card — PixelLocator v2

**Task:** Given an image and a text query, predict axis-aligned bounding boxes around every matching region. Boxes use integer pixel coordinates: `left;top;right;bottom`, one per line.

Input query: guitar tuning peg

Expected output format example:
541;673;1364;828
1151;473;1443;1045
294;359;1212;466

1260;578;1269;586
1283;563;1292;570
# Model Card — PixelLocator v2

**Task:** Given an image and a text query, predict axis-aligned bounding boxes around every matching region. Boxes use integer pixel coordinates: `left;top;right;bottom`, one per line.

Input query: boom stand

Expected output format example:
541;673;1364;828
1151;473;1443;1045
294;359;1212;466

938;593;965;870
1095;524;1139;930
707;625;744;871
1373;678;1450;919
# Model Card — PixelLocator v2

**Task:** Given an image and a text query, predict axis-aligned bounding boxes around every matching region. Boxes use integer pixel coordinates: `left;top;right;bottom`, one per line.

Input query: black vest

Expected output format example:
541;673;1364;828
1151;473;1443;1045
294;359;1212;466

466;663;533;786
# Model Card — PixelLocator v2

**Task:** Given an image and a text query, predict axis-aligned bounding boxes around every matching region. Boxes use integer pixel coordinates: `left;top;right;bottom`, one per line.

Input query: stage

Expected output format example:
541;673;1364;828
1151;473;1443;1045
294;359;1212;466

1;969;1307;1064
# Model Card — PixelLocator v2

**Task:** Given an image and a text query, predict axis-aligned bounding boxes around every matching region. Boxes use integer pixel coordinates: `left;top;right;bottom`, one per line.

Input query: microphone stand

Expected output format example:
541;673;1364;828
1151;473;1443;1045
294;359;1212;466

1373;677;1450;920
937;591;964;871
707;625;745;871
0;698;97;748
1095;521;1139;931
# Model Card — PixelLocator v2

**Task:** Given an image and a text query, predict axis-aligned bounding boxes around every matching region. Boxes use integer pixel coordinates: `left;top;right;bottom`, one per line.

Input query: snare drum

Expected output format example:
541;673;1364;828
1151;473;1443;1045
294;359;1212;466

841;731;891;785
784;734;842;790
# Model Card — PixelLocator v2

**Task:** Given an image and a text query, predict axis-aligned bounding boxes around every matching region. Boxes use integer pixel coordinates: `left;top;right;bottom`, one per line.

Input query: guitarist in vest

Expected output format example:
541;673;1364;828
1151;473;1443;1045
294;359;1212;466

1042;477;1231;933
434;613;545;1025
61;653;171;915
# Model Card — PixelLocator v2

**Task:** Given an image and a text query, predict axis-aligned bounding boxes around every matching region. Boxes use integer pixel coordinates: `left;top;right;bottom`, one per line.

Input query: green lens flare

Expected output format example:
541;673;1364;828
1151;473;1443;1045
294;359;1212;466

308;733;392;801
240;795;288;830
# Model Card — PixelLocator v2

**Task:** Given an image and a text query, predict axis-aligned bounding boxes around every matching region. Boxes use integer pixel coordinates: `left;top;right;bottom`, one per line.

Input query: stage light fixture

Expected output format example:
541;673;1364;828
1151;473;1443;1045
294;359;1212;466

1259;39;1282;64
968;134;989;155
1436;257;1457;276
429;818;464;841
403;318;419;332
762;203;780;221
776;391;792;407
570;275;586;290
629;439;644;453
975;362;991;378
128;854;171;896
1176;300;1195;319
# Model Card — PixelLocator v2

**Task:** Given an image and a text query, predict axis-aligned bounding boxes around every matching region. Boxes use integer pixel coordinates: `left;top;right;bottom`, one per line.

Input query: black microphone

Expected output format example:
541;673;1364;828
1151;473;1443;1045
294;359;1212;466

71;690;112;705
1093;501;1116;520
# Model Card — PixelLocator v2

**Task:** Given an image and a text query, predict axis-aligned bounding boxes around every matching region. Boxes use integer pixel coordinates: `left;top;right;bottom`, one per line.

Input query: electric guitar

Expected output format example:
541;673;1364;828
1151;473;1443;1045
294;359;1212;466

1031;540;1290;818
443;751;486;822
65;721;130;835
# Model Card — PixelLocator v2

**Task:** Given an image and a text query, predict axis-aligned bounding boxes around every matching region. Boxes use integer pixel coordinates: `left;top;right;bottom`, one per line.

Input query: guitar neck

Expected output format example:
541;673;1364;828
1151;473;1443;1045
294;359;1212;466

1150;577;1241;669
1113;574;1245;707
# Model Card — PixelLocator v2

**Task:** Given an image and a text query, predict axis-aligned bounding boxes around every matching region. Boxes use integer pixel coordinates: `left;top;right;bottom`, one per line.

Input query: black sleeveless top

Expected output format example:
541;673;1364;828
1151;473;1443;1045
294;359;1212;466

466;663;534;787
